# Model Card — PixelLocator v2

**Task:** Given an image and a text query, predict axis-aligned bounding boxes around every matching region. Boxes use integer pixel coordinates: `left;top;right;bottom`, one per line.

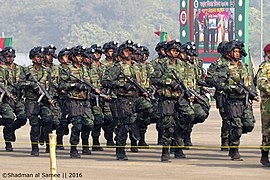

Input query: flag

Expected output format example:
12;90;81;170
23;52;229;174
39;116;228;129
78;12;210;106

154;31;171;42
4;37;12;47
0;38;4;50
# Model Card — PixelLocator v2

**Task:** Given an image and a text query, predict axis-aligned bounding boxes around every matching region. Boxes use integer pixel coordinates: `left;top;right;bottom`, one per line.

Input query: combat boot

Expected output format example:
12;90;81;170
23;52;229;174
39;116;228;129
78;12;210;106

56;136;64;150
221;138;229;151
5;142;13;152
184;132;192;149
92;138;103;151
174;148;186;159
45;144;50;153
116;147;128;160
70;146;81;158
161;148;171;162
230;148;243;161
31;144;39;156
138;132;149;149
260;150;270;167
82;146;92;155
130;138;138;152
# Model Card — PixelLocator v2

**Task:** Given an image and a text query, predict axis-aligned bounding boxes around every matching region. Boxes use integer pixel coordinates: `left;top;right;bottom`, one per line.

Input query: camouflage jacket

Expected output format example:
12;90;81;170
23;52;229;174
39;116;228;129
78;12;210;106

20;65;51;101
151;57;185;98
102;60;140;96
59;64;89;100
257;60;270;99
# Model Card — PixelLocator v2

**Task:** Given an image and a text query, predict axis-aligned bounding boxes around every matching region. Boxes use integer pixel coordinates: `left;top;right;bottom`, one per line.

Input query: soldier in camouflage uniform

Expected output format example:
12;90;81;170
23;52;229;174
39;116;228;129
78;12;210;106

150;41;167;145
211;40;256;160
39;45;61;150
206;42;231;151
59;45;94;158
131;45;154;152
0;47;19;151
151;40;190;162
181;42;210;147
102;40;143;160
256;43;270;167
100;41;119;146
56;47;72;150
19;47;55;156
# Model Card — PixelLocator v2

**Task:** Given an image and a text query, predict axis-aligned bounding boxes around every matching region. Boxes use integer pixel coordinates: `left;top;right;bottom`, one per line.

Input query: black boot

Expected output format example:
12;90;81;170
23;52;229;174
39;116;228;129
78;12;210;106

5;142;13;152
230;148;243;161
45;143;50;153
116;147;128;160
82;146;91;155
221;138;229;151
56;136;65;150
70;146;81;158
82;139;91;155
130;137;138;153
260;150;270;167
92;138;103;151
184;132;192;148
161;148;170;162
31;143;39;156
138;132;149;149
174;148;186;159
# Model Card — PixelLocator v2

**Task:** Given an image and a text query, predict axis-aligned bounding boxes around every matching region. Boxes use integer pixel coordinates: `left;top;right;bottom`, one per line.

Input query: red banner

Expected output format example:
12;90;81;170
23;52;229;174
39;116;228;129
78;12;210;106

0;38;4;50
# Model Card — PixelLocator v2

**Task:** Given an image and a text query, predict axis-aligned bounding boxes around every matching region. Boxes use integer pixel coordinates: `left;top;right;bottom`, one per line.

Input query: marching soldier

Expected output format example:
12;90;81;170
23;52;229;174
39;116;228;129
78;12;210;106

0;47;18;151
151;39;189;162
209;40;257;161
256;43;270;167
102;40;143;160
206;41;230;151
56;47;72;150
59;45;94;158
20;47;55;156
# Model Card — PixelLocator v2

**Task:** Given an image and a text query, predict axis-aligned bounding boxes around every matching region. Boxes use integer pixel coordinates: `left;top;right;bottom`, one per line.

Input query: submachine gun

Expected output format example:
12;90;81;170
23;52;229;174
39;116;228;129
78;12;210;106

120;71;156;101
0;83;17;103
26;73;55;105
171;70;209;107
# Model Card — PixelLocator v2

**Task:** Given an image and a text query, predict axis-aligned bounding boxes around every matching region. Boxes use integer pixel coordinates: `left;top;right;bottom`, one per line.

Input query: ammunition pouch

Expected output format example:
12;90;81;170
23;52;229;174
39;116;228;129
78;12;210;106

25;100;40;117
224;98;245;119
66;99;85;117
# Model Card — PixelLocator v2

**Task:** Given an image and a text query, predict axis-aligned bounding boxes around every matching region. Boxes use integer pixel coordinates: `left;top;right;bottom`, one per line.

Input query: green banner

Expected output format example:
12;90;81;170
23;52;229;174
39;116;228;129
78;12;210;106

4;37;13;47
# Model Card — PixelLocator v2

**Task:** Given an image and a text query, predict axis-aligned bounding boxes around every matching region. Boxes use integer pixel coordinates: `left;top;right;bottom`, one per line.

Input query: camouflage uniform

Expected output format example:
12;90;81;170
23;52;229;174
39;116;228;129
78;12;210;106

152;54;189;161
206;56;230;150
20;57;54;156
214;41;255;160
257;58;270;166
0;66;16;151
59;46;94;158
102;47;140;160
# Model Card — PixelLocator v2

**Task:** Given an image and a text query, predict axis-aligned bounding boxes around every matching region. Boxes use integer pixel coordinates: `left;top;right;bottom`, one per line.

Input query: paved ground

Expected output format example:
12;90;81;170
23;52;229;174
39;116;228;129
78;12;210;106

0;102;269;180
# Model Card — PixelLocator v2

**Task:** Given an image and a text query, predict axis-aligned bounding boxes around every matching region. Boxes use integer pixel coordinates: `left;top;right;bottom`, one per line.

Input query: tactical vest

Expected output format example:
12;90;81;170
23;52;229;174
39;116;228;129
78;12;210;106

24;65;50;100
66;64;88;100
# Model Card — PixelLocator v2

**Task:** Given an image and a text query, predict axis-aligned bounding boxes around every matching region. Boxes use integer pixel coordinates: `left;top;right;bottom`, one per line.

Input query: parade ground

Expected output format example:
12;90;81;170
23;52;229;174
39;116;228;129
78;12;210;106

0;102;269;180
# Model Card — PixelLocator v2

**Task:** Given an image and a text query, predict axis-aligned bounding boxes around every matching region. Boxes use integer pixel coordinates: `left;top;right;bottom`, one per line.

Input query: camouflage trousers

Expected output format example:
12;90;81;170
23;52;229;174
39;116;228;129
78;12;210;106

91;101;116;142
224;98;255;146
26;100;54;145
3;100;27;142
260;98;270;150
0;102;16;142
67;99;94;146
114;96;136;147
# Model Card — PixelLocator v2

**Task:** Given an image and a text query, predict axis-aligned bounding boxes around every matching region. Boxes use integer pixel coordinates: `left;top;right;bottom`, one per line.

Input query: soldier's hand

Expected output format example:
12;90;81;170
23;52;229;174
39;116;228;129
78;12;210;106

48;99;56;106
95;88;101;94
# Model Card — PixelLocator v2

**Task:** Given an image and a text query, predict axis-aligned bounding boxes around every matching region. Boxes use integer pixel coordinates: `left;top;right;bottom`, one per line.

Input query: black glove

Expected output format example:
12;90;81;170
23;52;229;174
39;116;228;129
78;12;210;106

170;80;181;90
30;82;39;90
124;83;135;91
75;83;87;91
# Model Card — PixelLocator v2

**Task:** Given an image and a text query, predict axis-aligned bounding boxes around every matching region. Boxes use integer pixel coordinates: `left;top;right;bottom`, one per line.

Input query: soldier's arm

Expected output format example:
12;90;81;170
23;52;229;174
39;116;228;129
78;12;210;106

257;63;270;95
